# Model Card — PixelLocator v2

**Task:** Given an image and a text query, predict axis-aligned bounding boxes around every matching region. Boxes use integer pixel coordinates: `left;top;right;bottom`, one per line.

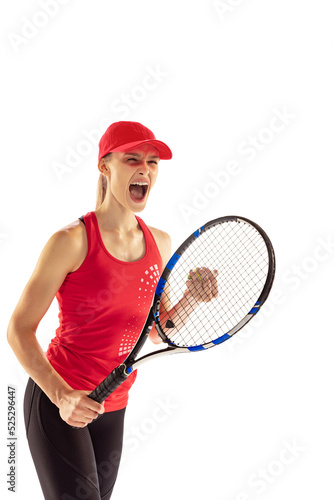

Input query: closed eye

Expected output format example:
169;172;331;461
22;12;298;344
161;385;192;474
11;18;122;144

127;158;158;164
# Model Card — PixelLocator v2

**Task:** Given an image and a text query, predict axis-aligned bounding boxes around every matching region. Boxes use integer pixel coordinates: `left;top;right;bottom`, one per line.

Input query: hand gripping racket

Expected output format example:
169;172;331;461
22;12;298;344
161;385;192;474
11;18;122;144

88;216;275;404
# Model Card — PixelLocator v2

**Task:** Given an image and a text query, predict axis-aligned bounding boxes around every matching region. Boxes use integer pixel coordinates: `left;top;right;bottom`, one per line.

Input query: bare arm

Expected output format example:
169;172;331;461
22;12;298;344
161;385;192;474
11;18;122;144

147;227;172;344
7;228;104;427
148;229;218;343
159;267;219;332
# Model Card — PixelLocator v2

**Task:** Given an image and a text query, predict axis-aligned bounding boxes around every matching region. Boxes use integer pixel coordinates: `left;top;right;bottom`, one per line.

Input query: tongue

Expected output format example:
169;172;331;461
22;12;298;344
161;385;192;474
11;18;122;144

129;185;144;200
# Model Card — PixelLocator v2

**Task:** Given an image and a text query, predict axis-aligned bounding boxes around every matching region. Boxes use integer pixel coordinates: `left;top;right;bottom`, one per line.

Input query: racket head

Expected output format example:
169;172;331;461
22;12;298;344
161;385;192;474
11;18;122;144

153;216;275;350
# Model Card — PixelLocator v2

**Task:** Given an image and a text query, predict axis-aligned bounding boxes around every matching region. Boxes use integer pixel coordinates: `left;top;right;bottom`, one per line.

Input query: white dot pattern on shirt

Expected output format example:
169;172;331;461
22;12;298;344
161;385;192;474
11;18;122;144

118;264;160;357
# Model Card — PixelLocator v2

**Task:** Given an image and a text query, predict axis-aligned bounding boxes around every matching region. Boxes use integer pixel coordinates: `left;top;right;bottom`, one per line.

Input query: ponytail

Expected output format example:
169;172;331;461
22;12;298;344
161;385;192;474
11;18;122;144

95;153;112;209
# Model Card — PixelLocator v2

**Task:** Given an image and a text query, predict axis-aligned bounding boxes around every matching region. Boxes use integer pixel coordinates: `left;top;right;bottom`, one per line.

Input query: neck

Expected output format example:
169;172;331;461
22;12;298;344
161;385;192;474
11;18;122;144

94;197;138;233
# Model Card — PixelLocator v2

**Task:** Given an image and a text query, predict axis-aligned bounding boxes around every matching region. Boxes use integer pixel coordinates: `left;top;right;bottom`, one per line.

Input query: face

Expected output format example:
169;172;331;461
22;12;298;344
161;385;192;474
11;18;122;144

99;143;160;212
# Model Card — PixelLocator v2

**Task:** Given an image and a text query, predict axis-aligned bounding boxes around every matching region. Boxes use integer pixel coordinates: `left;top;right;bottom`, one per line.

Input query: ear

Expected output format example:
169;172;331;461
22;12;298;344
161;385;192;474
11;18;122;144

98;160;110;175
98;153;113;175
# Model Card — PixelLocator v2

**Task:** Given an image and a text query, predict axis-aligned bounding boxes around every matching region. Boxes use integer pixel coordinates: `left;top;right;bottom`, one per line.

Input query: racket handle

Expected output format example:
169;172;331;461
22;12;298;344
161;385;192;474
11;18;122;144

71;365;129;429
88;364;129;404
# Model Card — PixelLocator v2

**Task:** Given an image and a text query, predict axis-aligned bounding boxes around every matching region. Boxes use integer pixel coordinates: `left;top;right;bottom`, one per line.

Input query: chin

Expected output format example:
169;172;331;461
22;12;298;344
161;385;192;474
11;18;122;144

131;204;146;213
127;194;148;212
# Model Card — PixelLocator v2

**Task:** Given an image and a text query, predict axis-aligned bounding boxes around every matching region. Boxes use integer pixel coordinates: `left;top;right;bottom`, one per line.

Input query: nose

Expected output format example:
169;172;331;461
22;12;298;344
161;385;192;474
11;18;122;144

138;162;150;174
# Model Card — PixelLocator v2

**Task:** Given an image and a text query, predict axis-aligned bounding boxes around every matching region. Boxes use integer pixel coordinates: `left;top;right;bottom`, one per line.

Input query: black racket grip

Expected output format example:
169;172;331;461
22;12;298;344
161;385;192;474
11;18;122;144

71;365;129;429
87;364;129;404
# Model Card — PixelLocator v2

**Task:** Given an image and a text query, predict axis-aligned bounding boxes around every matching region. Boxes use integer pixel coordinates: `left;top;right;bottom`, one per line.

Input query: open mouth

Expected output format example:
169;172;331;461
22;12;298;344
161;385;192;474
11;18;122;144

129;181;149;202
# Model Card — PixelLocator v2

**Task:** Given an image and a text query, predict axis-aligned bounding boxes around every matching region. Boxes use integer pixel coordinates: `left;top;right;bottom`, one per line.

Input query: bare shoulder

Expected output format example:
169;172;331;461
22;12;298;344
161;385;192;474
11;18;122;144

50;218;87;273
42;219;88;273
148;226;171;268
7;218;87;331
57;218;86;238
148;226;171;244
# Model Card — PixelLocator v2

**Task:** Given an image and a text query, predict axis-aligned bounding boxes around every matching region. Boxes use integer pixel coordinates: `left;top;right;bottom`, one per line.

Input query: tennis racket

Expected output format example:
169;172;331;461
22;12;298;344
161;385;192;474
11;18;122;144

88;215;275;404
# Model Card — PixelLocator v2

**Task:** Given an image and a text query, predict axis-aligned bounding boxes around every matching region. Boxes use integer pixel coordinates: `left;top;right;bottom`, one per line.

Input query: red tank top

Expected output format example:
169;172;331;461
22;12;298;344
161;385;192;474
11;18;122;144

46;211;162;412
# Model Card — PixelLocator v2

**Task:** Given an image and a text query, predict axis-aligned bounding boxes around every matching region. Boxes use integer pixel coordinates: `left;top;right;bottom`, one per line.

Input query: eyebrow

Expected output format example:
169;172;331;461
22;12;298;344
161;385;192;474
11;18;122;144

123;152;160;159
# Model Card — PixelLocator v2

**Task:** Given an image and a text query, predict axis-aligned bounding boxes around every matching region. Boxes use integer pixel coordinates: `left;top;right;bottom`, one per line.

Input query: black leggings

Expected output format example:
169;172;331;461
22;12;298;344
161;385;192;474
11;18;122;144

24;378;126;500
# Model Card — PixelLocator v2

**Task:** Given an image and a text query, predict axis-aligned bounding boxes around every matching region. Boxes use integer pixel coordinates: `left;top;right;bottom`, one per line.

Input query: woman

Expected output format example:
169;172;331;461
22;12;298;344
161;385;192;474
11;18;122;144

7;120;217;499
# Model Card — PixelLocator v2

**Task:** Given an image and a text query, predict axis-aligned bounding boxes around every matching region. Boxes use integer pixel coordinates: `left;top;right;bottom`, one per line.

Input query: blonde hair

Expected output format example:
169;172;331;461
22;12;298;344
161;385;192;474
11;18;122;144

95;153;113;209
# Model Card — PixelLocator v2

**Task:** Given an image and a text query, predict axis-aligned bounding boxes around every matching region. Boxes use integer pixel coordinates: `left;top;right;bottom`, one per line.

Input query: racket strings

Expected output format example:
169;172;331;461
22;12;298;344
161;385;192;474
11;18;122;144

160;221;269;347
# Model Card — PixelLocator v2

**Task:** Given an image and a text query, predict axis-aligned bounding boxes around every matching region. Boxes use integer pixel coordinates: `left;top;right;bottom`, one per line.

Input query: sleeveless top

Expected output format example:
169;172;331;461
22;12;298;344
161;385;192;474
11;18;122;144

46;211;163;412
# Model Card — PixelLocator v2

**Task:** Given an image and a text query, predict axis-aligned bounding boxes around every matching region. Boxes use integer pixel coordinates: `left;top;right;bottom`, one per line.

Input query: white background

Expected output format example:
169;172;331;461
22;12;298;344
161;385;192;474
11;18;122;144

0;0;333;499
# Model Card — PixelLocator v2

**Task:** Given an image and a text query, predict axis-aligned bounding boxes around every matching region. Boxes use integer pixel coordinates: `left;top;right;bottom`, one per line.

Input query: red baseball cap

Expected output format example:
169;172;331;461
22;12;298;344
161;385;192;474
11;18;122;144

98;121;172;160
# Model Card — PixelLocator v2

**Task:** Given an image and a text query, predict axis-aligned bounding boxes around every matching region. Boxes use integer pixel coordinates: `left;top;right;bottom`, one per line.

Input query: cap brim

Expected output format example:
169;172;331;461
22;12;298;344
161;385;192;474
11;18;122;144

107;139;172;160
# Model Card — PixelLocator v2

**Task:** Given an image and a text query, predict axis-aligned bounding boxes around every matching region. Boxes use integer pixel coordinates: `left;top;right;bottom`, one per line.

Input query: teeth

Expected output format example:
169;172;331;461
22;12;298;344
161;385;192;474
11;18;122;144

131;181;148;186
